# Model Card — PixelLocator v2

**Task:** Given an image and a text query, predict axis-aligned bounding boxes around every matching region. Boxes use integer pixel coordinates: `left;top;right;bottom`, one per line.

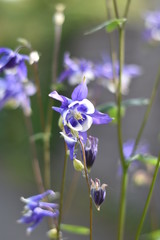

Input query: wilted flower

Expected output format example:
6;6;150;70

18;190;59;235
95;61;142;95
58;53;95;85
49;80;112;159
143;11;160;42
0;67;36;116
85;135;98;170
91;178;107;211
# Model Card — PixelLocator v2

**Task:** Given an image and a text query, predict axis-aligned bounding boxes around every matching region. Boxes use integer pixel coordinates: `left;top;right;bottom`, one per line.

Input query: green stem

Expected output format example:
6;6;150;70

118;169;128;240
117;27;125;169
32;62;45;131
57;142;68;240
24;116;45;193
123;0;132;18
44;19;63;189
135;154;160;240
112;0;119;18
79;139;93;240
131;66;160;156
117;25;127;240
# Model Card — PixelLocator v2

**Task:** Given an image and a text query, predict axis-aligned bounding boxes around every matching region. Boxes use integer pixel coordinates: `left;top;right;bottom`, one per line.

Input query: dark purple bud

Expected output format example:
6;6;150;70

91;178;107;211
85;136;98;170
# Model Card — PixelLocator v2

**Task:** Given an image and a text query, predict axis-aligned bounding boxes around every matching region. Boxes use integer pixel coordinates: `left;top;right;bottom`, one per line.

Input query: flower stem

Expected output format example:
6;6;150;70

131;66;160;156
57;142;68;240
135;154;160;240
117;25;127;240
123;0;132;18
112;0;119;18
24;115;45;193
118;169;128;240
32;62;45;131
79;139;93;240
44;14;63;189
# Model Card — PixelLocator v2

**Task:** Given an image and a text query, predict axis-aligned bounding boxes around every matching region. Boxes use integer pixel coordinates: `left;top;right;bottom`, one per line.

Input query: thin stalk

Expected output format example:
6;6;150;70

79;139;93;240
118;169;128;240
44;19;63;189
57;142;68;240
123;0;132;18
112;0;119;18
32;62;45;131
131;66;160;156
106;0;118;99
24;115;45;193
135;154;160;240
117;27;126;169
117;26;127;240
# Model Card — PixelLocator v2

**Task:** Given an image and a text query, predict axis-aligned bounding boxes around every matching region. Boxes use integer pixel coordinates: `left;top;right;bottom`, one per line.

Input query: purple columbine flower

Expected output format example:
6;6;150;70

58;53;95;85
17;190;59;235
95;61;142;95
91;178;107;211
143;11;160;42
49;80;112;159
0;47;29;73
85;135;98;170
0;66;36;116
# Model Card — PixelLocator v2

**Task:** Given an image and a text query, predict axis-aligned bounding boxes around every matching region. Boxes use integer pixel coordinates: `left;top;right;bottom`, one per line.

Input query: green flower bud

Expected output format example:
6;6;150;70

73;158;84;172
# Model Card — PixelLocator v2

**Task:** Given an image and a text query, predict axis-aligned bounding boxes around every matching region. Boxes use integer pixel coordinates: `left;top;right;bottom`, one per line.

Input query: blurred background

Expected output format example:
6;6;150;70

0;0;160;239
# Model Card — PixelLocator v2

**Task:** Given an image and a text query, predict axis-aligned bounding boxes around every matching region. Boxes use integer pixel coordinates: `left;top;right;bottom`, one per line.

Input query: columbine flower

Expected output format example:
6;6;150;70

143;11;160;43
0;47;29;73
0;67;36;116
58;53;95;85
18;190;59;235
49;80;112;159
85;135;98;170
95;61;142;95
91;178;107;211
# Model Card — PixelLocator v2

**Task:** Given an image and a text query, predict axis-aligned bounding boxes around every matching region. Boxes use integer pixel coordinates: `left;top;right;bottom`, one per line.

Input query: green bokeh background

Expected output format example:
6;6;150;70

0;0;160;239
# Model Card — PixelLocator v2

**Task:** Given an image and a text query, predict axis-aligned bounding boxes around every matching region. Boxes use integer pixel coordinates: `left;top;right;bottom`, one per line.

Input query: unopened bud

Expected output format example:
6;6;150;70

73;159;84;172
47;228;62;239
58;116;64;130
29;51;40;64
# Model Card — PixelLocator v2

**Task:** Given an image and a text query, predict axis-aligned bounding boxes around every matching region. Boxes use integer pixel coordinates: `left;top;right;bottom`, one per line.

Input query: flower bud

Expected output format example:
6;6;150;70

73;158;84;172
29;51;40;64
47;228;62;239
91;178;107;211
85;136;98;170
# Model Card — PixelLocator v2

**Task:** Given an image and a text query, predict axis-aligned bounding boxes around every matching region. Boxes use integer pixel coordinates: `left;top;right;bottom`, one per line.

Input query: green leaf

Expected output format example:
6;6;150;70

107;105;126;124
140;230;160;240
129;154;158;166
30;132;50;142
97;101;116;112
60;224;90;235
85;18;126;35
122;98;149;107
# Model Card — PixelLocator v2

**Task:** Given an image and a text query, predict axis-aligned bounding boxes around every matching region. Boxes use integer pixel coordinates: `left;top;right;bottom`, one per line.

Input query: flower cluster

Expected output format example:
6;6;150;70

143;11;160;43
58;53;142;95
18;190;59;235
0;47;36;115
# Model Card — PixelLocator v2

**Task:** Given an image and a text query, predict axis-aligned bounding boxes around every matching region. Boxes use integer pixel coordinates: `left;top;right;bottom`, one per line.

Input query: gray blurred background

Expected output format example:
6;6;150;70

0;0;160;239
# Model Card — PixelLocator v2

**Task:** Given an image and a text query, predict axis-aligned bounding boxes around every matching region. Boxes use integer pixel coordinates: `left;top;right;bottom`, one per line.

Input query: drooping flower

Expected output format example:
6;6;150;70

58;53;95;85
0;47;29;73
49;80;112;159
91;178;107;211
95;61;142;95
143;11;160;43
17;190;59;235
85;135;98;170
0;67;36;116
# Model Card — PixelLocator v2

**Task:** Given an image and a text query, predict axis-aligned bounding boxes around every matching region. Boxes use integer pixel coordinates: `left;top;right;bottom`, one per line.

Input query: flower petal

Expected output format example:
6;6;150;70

78;99;95;114
71;81;88;101
78;114;93;132
90;110;112;125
